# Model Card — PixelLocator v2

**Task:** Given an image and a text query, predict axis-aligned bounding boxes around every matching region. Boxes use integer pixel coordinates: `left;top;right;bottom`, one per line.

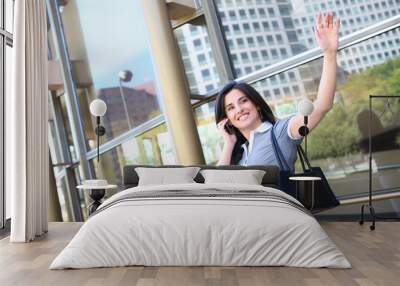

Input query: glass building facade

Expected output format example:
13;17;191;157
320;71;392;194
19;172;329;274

12;0;400;223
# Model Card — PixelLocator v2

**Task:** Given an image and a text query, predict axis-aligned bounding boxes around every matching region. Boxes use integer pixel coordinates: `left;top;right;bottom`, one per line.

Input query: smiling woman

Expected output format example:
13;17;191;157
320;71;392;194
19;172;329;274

215;82;302;172
215;12;340;172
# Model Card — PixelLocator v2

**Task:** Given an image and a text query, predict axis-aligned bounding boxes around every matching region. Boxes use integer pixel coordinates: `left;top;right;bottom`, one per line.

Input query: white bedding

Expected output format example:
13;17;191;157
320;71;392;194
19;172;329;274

50;183;351;269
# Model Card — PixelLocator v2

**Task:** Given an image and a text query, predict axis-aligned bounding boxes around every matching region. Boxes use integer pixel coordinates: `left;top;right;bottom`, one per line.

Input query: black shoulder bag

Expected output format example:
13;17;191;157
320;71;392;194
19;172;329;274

271;124;340;213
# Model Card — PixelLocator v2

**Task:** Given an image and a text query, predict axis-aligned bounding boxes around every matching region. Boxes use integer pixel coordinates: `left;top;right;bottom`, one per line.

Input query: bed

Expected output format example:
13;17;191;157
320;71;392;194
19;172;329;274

50;165;351;269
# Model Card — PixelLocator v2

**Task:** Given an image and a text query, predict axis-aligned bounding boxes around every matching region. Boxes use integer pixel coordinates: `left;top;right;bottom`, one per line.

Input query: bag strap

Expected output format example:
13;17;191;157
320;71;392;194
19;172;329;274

271;125;291;171
297;146;307;172
271;123;315;172
297;145;312;169
270;125;284;170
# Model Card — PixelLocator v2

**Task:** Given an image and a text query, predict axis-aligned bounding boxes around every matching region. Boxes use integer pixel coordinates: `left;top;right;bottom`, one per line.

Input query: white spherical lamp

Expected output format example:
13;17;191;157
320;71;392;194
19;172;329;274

89;99;107;166
90;99;107;117
298;98;314;116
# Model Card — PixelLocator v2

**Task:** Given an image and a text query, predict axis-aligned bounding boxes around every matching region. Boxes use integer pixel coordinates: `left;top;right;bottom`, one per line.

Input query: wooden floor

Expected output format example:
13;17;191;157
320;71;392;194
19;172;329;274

0;222;399;286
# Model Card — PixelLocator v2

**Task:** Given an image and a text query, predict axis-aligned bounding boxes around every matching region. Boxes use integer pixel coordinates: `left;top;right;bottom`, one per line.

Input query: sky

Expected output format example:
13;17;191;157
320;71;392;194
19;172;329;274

76;0;156;89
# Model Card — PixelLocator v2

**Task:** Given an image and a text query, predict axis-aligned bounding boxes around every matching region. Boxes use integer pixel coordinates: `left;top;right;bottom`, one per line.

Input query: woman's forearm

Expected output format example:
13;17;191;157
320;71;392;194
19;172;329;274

315;51;337;113
288;51;338;137
217;144;234;165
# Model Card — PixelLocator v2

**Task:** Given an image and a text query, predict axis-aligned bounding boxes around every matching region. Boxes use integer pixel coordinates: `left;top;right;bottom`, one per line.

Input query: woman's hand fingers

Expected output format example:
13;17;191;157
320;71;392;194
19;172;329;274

316;12;323;30
314;24;320;40
314;11;339;53
218;118;227;127
324;12;329;28
317;12;337;31
217;118;237;145
217;118;228;131
335;16;340;32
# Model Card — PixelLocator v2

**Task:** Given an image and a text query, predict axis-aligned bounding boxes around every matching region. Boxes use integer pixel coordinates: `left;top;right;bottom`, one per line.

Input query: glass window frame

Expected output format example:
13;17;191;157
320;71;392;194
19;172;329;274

1;0;13;231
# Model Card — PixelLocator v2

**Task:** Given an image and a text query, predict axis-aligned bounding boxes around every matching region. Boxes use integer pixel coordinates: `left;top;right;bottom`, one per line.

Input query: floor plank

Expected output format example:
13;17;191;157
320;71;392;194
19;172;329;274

0;222;399;286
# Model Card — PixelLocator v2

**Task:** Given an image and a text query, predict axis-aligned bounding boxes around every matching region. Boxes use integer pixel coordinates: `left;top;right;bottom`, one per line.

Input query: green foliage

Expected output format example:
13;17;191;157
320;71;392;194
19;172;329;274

308;58;400;160
307;102;364;159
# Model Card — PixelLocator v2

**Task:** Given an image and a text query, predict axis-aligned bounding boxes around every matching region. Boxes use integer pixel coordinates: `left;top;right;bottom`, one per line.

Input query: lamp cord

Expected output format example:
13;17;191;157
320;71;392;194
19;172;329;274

97;116;100;167
305;128;307;159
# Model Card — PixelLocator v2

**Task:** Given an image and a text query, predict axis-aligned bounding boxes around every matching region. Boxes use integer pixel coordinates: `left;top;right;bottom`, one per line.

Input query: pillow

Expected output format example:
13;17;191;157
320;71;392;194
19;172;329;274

135;167;201;186
200;169;266;185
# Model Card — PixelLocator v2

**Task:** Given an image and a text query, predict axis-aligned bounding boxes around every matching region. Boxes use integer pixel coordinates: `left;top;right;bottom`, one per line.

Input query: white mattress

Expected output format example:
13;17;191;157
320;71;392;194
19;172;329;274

50;183;351;269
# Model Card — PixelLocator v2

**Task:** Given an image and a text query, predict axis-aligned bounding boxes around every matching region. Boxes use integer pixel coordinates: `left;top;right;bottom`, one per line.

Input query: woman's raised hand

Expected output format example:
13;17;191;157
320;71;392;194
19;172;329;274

217;118;237;147
314;12;340;54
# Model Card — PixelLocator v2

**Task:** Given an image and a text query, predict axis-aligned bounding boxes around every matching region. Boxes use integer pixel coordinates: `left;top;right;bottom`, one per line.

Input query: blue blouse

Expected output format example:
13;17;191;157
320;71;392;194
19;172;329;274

239;117;303;172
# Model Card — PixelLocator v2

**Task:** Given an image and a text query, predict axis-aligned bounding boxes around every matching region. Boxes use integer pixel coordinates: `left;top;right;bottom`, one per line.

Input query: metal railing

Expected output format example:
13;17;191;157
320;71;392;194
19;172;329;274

339;188;400;206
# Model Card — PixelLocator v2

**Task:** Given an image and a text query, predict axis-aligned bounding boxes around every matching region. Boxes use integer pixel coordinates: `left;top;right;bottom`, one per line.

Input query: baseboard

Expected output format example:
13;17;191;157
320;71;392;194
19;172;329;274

316;212;400;221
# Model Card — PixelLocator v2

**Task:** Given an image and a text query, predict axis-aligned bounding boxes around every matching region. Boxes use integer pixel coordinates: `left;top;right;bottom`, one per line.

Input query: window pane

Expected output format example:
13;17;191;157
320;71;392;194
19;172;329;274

174;17;221;95
48;114;63;175
195;101;223;165
91;123;176;192
73;166;89;220
60;0;163;146
55;175;83;222
246;29;400;217
55;177;71;222
215;0;400;75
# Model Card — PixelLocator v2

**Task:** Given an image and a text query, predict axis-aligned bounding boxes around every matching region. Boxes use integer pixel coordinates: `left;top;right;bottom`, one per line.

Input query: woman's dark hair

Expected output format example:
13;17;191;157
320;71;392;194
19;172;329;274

215;81;276;165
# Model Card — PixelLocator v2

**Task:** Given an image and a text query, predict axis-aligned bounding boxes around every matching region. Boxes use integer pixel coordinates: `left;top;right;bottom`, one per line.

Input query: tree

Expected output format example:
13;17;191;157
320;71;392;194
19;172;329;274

307;58;400;160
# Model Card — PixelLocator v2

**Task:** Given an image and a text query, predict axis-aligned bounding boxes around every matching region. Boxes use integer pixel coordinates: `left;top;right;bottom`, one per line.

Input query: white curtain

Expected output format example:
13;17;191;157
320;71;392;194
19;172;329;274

7;0;48;242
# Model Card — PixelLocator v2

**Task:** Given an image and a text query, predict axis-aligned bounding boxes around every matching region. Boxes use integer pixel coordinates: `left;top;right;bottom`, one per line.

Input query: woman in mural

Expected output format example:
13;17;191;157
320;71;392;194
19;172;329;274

216;12;340;171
